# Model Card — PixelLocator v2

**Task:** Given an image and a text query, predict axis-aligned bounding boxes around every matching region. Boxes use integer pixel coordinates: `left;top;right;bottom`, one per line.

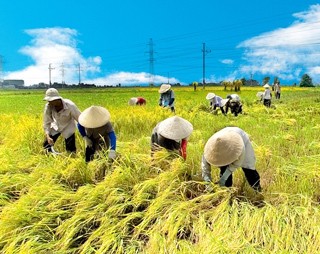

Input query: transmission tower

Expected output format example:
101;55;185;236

202;43;211;89
147;38;155;86
77;63;84;85
60;63;65;86
48;63;55;87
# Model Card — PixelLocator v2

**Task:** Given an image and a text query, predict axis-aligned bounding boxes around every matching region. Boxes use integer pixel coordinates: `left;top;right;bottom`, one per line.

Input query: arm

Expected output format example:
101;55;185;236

77;123;93;147
225;101;230;114
159;94;163;106
108;131;117;150
201;155;212;182
69;101;82;122
77;123;86;137
168;90;175;106
219;166;233;186
180;139;187;160
43;104;53;135
107;131;117;160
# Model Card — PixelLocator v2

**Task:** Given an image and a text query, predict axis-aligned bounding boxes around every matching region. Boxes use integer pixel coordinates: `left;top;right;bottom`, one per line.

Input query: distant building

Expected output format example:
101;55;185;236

0;79;24;89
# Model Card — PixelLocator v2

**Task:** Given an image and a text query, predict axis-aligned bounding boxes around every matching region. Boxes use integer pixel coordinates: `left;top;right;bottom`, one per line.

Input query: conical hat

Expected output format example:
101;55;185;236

204;130;244;166
206;93;216;100
221;99;229;107
79;106;111;128
159;84;171;94
158;116;193;140
263;84;270;88
128;97;138;105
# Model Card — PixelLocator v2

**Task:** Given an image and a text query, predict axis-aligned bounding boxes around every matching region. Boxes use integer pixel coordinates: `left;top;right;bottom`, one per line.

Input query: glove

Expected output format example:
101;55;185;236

108;150;116;160
84;136;93;148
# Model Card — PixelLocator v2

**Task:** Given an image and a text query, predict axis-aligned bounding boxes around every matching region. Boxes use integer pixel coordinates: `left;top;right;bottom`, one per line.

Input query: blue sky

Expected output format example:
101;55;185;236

1;0;320;86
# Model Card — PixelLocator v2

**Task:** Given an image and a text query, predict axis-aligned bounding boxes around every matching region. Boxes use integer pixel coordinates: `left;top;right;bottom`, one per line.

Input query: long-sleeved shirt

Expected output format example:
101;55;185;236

159;90;175;107
43;99;81;139
78;122;116;151
209;95;223;107
201;127;256;183
263;89;272;99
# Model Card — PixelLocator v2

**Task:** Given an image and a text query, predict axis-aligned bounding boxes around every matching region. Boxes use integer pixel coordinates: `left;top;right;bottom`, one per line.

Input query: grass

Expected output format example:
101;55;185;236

0;86;320;253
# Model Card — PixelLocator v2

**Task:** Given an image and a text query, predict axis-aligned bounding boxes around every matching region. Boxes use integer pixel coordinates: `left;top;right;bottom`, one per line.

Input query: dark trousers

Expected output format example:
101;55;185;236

213;105;226;115
220;166;261;191
275;92;281;99
43;133;76;153
263;99;271;107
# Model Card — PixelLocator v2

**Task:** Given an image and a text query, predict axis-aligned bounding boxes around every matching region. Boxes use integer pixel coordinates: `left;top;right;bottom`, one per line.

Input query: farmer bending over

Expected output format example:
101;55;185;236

128;97;147;106
206;93;227;115
78;106;117;162
159;84;175;113
43;88;82;153
151;116;193;160
225;94;243;116
201;127;262;192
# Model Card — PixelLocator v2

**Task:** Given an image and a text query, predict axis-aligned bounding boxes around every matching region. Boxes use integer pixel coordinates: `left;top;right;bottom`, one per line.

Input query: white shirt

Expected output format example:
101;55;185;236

263;89;272;99
209;95;223;107
43;99;81;139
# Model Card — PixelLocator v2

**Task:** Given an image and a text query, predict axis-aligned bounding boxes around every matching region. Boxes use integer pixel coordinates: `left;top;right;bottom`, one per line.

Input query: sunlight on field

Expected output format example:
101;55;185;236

0;86;320;253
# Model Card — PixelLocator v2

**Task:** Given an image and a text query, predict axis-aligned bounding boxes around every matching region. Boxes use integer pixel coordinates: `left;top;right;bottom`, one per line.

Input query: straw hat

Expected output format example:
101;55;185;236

43;88;62;101
204;130;244;166
79;106;111;128
159;84;171;94
158;116;193;140
206;93;216;100
263;84;270;89
128;97;138;105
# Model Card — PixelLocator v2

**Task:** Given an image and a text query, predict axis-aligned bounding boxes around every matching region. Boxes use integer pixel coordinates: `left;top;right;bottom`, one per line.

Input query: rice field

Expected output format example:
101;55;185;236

0;86;320;253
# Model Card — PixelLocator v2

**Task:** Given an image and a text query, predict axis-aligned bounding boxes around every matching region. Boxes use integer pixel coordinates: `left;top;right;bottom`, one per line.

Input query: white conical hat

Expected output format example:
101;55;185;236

159;84;171;94
79;106;111;128
204;130;244;166
206;93;216;100
128;97;138;105
221;99;229;107
158;116;193;140
263;84;270;88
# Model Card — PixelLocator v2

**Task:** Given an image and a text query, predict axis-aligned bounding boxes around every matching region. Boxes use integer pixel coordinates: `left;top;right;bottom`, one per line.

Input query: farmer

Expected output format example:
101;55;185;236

151;116;193;160
159;84;175;113
43;88;82;153
128;97;147;106
78;106;116;162
263;84;272;107
225;94;242;116
206;93;227;115
201;127;262;191
256;92;264;102
274;82;281;99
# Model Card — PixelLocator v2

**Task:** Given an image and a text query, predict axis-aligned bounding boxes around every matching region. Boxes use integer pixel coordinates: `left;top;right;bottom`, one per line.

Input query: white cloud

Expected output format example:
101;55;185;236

4;27;101;85
84;71;180;86
220;59;234;65
237;4;320;83
4;27;177;86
